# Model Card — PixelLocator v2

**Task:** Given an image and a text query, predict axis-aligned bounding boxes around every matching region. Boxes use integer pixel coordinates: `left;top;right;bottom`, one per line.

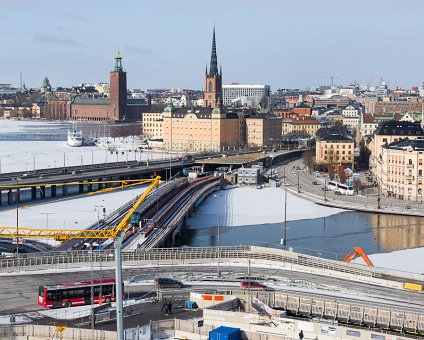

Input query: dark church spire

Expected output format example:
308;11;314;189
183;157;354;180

209;27;219;77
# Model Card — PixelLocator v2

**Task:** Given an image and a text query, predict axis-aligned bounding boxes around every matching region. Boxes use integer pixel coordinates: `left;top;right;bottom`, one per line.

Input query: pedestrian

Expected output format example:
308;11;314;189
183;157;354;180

299;330;304;340
161;297;167;312
167;300;173;314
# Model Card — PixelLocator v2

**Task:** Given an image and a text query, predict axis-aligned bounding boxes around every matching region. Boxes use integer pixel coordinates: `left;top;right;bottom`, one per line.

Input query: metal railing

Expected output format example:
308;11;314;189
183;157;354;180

1;245;413;283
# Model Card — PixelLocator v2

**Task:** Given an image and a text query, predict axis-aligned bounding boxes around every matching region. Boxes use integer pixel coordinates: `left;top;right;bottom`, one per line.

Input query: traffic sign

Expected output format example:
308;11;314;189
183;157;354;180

198;320;204;327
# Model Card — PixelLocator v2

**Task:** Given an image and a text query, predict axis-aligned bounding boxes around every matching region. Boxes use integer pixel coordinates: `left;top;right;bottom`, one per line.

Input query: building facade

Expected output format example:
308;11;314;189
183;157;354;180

368;121;424;174
162;103;244;152
223;84;270;108
377;139;424;201
316;134;355;169
142;112;163;140
246;115;282;149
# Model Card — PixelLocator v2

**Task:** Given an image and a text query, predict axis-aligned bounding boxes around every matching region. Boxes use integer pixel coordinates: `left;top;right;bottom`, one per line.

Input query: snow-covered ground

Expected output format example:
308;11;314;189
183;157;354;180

0;185;148;246
0;119;173;173
353;247;424;274
189;187;343;227
0;141;169;173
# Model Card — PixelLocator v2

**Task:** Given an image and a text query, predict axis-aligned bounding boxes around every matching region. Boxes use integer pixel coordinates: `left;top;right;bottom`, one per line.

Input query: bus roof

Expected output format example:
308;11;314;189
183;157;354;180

42;279;116;290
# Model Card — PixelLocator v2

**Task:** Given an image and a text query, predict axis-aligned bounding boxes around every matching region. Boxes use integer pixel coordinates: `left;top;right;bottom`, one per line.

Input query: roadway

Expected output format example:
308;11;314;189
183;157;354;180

2;263;424;316
274;158;424;216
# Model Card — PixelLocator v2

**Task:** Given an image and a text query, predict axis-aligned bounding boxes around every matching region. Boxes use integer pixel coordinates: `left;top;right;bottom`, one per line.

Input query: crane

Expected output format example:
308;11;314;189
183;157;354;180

0;176;161;340
343;247;374;267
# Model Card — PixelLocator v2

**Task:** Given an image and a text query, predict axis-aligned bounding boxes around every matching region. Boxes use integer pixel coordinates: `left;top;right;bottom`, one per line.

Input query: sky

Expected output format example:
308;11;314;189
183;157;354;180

1;0;424;91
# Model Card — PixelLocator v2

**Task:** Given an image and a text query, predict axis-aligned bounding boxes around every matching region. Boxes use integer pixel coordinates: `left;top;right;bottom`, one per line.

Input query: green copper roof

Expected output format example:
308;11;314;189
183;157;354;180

41;77;51;89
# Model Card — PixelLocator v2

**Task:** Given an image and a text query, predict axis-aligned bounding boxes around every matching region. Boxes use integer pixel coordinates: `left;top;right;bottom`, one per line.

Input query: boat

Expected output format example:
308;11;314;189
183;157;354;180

67;124;83;147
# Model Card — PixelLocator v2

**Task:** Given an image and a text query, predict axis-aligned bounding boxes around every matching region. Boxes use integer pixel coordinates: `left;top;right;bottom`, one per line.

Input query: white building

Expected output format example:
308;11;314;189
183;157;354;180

223;84;271;108
342;104;362;118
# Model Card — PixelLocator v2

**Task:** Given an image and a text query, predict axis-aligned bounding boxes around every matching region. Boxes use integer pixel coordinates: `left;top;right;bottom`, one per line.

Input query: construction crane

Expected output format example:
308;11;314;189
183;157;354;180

343;247;374;266
0;178;160;241
0;176;161;340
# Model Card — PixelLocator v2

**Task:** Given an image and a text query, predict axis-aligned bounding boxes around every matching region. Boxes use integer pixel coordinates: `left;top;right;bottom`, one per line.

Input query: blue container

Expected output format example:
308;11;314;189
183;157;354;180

209;326;240;340
185;300;198;309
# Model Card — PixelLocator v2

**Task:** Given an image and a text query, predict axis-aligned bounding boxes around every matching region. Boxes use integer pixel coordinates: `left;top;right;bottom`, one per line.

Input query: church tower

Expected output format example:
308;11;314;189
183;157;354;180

110;51;127;120
204;27;222;108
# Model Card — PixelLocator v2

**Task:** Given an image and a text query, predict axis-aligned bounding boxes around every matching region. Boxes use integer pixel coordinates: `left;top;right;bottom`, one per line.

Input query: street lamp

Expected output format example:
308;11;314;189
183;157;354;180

214;193;223;277
282;165;287;250
26;152;43;173
58;150;73;169
84;242;99;330
14;177;23;258
40;212;56;232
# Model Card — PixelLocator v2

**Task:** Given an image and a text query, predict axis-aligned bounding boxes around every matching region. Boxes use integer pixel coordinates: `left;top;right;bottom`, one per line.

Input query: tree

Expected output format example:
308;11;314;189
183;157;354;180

302;150;315;174
338;165;347;184
328;165;335;180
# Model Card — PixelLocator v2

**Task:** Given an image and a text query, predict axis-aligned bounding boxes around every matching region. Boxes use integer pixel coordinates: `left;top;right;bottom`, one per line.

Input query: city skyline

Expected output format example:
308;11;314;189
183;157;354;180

2;0;424;90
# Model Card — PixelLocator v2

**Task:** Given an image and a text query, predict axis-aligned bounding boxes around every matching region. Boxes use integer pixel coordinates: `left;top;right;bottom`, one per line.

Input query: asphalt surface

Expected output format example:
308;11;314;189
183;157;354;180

2;264;424;317
276;159;424;216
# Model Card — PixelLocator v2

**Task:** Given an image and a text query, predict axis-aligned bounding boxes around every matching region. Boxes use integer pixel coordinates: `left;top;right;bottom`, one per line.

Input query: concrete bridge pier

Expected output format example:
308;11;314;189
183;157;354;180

79;182;84;193
40;186;46;199
8;190;14;205
51;185;57;197
31;187;37;200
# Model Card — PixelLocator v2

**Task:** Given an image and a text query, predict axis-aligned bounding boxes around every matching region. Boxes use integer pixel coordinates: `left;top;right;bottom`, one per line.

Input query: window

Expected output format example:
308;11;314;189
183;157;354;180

208;81;213;93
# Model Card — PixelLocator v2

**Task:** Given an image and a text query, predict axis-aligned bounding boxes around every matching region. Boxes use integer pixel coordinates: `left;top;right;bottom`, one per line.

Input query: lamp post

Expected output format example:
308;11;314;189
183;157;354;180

214;193;223;277
324;177;328;201
58;150;73;169
297;169;301;193
40;212;56;232
282;165;287;250
84;242;99;330
26;152;43;173
15;177;21;258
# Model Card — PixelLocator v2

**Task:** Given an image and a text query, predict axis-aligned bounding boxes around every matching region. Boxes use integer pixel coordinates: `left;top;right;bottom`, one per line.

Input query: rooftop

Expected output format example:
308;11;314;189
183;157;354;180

374;120;424;136
384;138;424;151
320;133;353;142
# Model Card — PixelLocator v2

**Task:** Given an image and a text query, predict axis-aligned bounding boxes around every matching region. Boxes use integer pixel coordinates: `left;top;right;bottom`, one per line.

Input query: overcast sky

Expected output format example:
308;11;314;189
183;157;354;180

2;0;424;90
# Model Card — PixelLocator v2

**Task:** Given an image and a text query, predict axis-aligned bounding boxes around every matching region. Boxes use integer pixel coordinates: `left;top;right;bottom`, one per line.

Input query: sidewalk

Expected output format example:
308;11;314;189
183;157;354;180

277;161;424;218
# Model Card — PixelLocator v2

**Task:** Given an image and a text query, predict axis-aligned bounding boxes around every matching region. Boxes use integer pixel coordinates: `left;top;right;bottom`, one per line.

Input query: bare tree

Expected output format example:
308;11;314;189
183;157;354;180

338;165;347;184
302;150;315;174
328;165;335;180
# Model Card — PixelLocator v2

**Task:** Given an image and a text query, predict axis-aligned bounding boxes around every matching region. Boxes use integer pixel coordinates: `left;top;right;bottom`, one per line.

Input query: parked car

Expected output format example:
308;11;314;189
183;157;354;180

155;278;183;289
312;181;319;185
241;280;267;289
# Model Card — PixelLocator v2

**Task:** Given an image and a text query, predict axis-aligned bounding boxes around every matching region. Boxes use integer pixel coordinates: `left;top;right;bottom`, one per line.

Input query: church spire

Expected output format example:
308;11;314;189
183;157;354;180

209;27;219;77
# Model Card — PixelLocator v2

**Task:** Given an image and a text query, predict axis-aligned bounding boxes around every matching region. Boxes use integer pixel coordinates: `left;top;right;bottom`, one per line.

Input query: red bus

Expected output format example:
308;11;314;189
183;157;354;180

38;279;123;308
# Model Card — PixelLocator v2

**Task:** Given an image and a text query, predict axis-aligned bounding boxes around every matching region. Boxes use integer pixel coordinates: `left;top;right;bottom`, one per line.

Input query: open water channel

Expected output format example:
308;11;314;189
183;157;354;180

178;201;424;260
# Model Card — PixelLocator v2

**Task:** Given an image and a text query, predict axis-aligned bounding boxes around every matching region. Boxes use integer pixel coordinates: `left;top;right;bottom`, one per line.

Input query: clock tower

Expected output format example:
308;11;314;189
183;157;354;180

204;27;222;108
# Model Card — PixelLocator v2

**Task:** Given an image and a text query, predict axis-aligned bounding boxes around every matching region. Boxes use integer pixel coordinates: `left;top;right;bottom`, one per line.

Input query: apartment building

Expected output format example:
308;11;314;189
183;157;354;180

377;138;424;201
142;112;163;140
316;134;355;169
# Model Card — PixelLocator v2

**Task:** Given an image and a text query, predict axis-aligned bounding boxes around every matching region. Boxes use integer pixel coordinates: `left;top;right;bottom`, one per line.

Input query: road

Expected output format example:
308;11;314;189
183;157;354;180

2;264;423;316
275;158;424;216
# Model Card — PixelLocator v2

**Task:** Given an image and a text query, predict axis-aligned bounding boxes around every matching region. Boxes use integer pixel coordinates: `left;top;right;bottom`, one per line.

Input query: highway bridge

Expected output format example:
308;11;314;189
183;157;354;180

0;148;305;206
1;246;423;334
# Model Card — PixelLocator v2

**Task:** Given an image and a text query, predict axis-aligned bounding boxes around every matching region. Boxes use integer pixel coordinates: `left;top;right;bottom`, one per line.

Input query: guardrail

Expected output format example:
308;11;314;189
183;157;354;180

1;245;413;283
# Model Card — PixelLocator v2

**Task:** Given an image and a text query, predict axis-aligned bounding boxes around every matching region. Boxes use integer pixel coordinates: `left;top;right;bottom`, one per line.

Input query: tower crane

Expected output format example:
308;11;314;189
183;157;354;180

0;176;161;340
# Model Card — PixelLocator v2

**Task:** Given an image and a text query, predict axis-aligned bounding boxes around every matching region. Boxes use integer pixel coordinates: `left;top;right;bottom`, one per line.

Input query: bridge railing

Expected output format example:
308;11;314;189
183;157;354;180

2;245;419;284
